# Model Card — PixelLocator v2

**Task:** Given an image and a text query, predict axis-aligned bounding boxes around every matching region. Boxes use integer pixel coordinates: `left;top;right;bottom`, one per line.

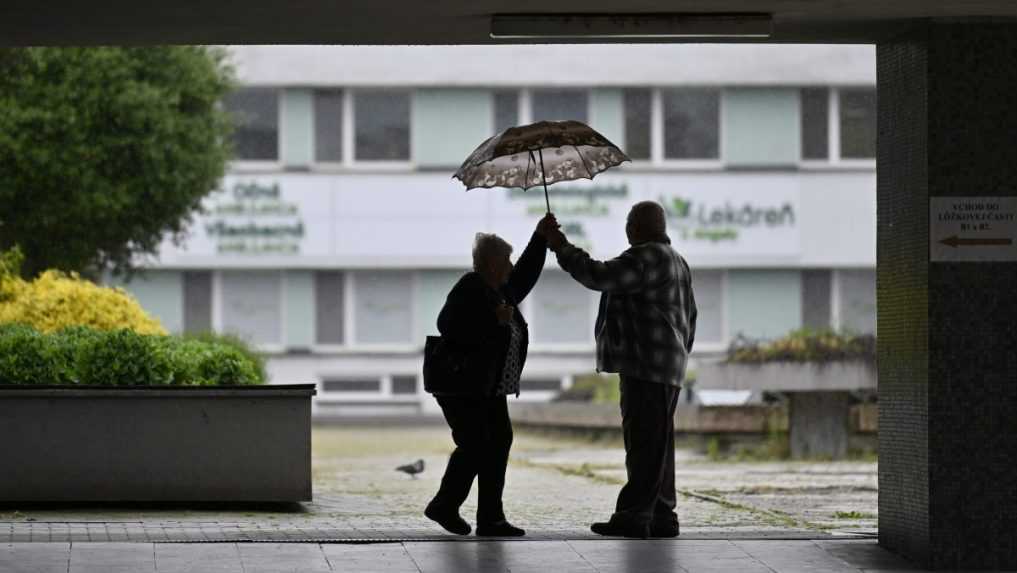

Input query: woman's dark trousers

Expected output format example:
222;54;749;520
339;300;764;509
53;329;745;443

612;375;681;528
432;395;513;525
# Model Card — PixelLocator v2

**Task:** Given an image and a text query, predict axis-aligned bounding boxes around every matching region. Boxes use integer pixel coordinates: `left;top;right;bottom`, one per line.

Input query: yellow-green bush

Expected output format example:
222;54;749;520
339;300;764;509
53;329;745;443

0;248;165;335
728;329;875;364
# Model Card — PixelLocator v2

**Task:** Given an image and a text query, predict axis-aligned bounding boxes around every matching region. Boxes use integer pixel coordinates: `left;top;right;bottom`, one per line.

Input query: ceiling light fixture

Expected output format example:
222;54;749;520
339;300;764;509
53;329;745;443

490;13;772;39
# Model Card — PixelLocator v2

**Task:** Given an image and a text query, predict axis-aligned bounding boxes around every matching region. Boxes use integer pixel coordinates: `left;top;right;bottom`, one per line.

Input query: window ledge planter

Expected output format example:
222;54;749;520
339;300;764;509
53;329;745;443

0;384;315;502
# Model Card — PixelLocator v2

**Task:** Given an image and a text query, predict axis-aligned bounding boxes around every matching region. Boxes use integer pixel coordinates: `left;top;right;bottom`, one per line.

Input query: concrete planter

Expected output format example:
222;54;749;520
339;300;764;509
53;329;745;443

695;360;877;392
0;384;315;502
696;361;876;459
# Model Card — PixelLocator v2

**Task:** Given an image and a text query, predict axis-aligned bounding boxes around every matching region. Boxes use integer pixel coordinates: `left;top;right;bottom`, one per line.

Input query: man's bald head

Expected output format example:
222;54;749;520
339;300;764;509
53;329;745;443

625;201;668;245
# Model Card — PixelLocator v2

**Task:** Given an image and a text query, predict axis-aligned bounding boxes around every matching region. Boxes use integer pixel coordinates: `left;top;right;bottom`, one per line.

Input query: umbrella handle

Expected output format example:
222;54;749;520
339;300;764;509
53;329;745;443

538;148;550;214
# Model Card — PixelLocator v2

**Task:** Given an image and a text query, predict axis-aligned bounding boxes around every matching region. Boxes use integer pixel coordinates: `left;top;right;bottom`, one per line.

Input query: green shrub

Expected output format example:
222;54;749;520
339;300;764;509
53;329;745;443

77;329;174;386
0;323;56;384
183;331;267;384
0;325;265;386
727;329;876;364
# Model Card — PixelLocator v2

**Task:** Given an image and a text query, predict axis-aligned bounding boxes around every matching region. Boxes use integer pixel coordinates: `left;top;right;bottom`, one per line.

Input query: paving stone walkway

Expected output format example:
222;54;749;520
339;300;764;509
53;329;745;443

0;425;877;543
0;539;926;572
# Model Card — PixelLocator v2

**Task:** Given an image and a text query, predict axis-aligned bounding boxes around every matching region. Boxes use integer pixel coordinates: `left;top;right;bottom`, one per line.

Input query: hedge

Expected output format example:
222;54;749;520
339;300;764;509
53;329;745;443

0;324;265;386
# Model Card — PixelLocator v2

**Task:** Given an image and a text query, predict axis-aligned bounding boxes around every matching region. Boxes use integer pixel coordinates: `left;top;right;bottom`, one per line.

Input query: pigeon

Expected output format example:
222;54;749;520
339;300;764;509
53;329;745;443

396;459;425;478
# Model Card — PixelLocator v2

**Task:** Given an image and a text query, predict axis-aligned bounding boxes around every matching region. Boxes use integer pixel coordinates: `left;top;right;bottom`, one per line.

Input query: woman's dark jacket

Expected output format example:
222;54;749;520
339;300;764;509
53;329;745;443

436;232;547;396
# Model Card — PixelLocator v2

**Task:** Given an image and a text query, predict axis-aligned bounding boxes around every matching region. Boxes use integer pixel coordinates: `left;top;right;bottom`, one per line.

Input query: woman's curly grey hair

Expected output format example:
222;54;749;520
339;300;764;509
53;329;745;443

472;233;513;272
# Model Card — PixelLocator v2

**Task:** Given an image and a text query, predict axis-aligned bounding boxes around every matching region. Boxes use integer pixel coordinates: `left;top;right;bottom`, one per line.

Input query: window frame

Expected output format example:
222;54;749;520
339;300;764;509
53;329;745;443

526;87;593;125
315;373;422;402
226;86;283;172
689;269;728;354
621;87;654;167
830;268;877;334
798;86;877;170
521;273;597;351
349;88;415;169
308;88;416;172
212;270;287;354
656;87;725;169
347;269;419;352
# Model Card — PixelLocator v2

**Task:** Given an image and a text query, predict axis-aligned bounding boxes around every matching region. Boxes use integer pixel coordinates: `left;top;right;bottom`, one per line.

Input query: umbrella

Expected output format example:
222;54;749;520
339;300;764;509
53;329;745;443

453;120;630;213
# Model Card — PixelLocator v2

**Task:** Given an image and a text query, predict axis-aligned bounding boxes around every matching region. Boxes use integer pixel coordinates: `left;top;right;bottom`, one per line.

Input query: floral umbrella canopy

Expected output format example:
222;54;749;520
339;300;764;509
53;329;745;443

453;120;630;213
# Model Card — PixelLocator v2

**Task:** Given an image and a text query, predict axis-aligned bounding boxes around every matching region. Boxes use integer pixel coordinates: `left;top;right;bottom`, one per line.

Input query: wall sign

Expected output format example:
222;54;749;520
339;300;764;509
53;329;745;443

930;197;1017;262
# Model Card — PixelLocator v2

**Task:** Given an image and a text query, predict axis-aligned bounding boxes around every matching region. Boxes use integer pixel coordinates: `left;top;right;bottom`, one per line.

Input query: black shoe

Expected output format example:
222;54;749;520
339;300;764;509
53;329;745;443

425;502;471;535
476;520;526;537
649;519;680;538
590;521;650;539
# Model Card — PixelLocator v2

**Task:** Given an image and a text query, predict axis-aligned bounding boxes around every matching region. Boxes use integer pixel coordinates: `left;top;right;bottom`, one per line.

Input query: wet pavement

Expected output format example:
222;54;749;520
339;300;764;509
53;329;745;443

0;425;877;543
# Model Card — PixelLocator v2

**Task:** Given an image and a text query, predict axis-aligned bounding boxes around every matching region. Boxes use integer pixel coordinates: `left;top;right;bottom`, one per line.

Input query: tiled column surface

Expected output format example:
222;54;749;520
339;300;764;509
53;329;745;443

877;22;1017;570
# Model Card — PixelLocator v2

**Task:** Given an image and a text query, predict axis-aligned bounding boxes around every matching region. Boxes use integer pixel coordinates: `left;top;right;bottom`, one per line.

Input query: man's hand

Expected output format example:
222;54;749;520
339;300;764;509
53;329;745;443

536;212;560;238
546;228;567;253
495;303;514;325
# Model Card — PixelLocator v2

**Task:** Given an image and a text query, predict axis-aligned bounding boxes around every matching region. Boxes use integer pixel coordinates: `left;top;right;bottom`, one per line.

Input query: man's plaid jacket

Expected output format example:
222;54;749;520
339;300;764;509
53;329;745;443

555;238;697;387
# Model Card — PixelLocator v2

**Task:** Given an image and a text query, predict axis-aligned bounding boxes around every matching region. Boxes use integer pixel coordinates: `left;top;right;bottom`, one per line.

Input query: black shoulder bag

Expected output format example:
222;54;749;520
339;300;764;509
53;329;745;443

423;336;493;396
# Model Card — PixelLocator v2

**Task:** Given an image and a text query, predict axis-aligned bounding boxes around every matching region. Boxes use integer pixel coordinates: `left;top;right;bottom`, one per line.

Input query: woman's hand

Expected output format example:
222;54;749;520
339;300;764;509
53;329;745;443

536;213;560;238
495;302;514;325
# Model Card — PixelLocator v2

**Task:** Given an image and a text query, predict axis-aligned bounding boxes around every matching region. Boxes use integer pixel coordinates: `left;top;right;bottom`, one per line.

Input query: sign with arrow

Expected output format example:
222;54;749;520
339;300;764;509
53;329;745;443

930;197;1017;262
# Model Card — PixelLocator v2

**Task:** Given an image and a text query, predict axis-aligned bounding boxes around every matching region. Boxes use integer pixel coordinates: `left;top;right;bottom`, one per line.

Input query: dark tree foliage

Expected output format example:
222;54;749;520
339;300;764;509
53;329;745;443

0;47;235;278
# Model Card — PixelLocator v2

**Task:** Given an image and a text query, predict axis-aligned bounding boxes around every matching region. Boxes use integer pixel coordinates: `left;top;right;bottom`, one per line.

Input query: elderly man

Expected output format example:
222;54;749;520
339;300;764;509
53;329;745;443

546;201;697;539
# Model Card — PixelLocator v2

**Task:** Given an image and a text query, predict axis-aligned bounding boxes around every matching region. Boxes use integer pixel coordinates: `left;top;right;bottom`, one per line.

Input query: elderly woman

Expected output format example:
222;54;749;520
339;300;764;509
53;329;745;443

424;214;558;537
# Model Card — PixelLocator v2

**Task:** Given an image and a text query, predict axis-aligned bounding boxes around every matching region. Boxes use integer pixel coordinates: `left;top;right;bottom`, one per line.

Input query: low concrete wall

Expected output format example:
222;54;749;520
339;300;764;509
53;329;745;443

695;360;877;391
0;384;315;502
510;402;879;434
510;402;783;433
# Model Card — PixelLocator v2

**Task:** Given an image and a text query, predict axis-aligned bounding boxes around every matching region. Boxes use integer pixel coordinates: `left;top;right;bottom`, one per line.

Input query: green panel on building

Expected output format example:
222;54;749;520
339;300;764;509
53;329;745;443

414;270;464;342
412;90;493;168
722;88;801;167
284;270;315;348
114;271;184;334
281;89;314;168
589;89;625;147
726;270;802;340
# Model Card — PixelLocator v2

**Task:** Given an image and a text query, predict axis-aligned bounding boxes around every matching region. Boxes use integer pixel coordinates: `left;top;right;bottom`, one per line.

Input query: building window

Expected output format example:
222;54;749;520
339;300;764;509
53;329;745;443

531;89;588;123
224;88;279;161
662;89;720;160
839;88;877;159
800;88;829;160
322;379;381;393
801;269;833;330
183;271;212;334
391;375;418;395
314;89;344;163
493;90;519;134
219;271;282;346
623;88;652;161
354;90;410;161
315;271;345;345
530;271;592;344
691;270;724;346
352;271;413;344
836;270;876;334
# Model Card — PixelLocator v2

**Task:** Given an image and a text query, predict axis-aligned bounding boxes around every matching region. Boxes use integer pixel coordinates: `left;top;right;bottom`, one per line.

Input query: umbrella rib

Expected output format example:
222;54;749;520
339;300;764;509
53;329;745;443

573;145;595;179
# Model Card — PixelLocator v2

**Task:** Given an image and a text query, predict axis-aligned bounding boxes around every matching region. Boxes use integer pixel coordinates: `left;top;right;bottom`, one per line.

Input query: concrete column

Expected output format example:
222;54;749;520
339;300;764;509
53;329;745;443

788;392;850;459
877;22;1017;570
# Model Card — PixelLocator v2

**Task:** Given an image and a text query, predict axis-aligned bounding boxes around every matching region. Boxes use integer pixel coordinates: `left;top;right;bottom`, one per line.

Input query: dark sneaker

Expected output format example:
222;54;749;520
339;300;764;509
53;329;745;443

649;519;680;538
476;520;526;537
425;502;471;535
590;521;650;539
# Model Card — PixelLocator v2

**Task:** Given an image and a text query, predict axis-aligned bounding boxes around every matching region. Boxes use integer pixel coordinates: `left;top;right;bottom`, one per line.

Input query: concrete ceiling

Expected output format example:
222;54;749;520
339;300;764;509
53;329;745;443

2;1;1016;46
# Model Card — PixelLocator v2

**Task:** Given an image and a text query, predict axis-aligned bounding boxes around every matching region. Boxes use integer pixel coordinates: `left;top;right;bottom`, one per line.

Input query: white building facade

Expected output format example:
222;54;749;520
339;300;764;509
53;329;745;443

116;45;877;417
